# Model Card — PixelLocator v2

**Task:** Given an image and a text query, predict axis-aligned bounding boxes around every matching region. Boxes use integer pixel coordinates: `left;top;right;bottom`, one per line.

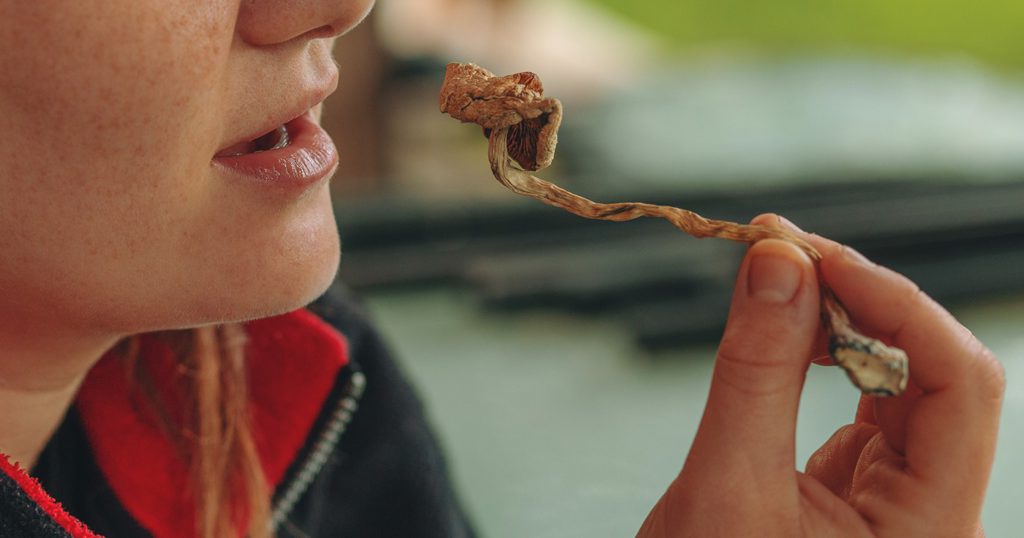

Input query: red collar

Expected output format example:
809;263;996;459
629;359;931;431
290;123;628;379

0;455;102;538
70;308;350;538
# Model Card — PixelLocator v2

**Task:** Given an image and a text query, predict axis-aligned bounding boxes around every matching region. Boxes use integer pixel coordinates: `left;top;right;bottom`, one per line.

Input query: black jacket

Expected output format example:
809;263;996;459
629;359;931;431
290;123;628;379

0;283;477;538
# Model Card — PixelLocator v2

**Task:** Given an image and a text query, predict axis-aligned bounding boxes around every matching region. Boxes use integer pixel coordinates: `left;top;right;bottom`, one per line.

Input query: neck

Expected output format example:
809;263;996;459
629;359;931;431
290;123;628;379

0;322;121;470
0;379;87;470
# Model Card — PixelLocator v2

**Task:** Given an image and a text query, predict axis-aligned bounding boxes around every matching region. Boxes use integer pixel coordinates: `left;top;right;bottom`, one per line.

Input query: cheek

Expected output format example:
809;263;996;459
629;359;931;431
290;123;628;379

0;1;235;218
1;2;234;135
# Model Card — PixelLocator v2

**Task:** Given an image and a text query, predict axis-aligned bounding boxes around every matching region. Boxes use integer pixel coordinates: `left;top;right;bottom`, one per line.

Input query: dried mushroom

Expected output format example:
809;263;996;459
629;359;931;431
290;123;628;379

439;63;563;172
439;62;908;397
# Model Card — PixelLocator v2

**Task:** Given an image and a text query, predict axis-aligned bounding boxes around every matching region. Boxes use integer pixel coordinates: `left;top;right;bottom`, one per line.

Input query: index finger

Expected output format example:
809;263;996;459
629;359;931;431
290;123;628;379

773;215;1004;510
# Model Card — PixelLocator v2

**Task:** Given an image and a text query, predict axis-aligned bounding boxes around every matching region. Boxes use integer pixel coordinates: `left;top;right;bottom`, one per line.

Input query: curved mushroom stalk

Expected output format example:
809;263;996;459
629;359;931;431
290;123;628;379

440;62;908;397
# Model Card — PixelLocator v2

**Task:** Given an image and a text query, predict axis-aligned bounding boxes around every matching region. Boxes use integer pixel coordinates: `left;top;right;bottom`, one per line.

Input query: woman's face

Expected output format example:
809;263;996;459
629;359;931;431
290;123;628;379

0;0;373;337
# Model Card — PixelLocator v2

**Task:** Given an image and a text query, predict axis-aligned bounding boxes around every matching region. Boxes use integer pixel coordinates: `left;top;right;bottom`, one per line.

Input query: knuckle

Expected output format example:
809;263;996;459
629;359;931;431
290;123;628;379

891;280;947;338
716;333;790;371
950;324;1005;403
713;347;793;398
805;424;875;475
974;345;1006;402
854;263;928;338
893;277;925;315
804;427;845;475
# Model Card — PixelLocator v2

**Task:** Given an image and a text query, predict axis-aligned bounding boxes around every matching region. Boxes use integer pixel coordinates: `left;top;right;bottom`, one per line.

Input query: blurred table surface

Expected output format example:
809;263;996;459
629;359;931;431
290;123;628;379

361;285;1024;537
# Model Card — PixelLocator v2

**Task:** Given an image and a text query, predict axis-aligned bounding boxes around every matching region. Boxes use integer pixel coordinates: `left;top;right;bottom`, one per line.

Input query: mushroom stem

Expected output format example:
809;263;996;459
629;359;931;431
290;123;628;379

488;127;909;396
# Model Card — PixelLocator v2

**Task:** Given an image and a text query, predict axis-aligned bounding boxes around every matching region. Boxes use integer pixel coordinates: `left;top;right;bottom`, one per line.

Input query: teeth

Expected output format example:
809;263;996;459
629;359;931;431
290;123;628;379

265;124;290;151
215;124;291;158
250;124;290;153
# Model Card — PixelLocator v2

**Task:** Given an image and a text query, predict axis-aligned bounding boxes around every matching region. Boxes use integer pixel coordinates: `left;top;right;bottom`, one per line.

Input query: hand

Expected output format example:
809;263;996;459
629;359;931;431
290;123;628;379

638;214;1004;538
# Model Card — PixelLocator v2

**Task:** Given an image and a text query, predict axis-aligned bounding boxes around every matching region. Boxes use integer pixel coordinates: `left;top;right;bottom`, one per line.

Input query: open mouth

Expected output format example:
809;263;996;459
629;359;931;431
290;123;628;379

211;108;338;189
215;124;292;158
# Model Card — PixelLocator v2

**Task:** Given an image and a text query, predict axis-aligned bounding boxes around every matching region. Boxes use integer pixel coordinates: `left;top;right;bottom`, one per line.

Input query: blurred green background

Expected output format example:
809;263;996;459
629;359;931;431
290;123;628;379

594;0;1023;68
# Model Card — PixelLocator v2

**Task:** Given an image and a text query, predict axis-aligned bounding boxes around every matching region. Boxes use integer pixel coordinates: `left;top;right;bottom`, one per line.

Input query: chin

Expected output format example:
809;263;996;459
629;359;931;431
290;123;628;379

173;198;344;328
225;229;342;325
119;243;341;335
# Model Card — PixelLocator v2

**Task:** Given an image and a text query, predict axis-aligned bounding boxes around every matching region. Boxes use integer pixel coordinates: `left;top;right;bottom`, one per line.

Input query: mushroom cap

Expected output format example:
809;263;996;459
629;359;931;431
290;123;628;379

439;62;563;171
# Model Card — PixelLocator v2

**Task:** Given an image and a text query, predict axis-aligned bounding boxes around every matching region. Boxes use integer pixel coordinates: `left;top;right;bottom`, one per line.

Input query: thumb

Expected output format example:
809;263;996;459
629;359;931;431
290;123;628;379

686;238;820;481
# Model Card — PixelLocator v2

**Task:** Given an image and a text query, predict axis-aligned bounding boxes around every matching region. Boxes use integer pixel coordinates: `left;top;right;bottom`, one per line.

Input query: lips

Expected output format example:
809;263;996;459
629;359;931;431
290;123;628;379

212;110;338;189
213;64;340;190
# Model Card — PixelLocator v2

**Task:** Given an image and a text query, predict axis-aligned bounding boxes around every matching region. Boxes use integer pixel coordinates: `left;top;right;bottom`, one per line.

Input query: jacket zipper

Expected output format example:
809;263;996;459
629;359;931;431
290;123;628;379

268;369;366;532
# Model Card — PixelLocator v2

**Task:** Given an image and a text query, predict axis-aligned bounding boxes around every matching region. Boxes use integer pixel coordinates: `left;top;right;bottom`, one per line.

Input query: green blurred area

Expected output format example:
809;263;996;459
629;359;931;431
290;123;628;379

589;0;1024;69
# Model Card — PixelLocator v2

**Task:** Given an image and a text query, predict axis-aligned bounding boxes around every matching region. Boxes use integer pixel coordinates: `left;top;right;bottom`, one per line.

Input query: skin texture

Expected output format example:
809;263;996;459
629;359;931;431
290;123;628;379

0;0;373;468
638;214;1004;537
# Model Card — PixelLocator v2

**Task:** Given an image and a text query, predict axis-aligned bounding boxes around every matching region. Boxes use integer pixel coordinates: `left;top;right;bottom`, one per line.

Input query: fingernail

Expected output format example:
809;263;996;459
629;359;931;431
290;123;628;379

748;253;802;304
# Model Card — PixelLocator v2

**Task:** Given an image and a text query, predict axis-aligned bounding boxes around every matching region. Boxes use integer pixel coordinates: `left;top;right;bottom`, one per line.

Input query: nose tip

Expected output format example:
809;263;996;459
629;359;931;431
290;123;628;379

237;0;375;47
302;18;359;41
306;24;341;41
